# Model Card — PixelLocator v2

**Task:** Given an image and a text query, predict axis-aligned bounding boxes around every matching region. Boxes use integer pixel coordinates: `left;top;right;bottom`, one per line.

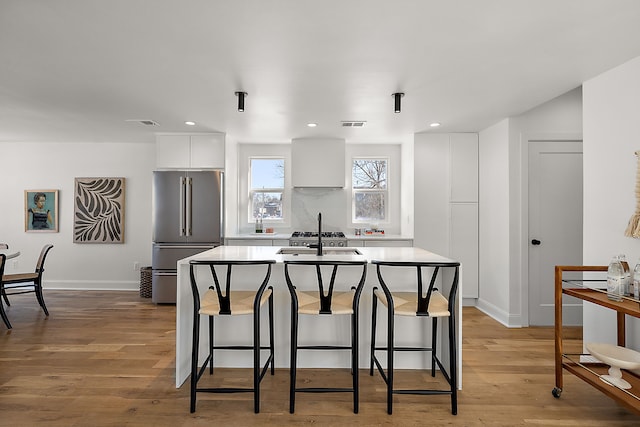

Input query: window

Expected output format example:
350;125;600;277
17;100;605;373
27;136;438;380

352;158;388;222
250;158;285;221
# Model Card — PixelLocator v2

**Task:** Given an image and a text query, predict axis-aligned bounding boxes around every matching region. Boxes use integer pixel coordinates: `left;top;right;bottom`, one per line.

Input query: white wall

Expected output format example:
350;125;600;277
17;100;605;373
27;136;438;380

478;119;511;323
477;87;583;327
233;142;406;235
583;55;640;349
510;87;583;326
0;142;155;290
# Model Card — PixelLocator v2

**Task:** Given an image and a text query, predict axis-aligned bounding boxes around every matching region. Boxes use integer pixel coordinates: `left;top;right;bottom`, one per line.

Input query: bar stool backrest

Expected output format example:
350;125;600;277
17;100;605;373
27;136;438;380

284;259;367;314
373;261;460;316
189;260;276;315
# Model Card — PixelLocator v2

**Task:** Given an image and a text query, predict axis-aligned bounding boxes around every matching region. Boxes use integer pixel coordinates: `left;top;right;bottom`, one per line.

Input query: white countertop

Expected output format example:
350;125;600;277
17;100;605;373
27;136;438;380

225;233;414;240
186;245;454;265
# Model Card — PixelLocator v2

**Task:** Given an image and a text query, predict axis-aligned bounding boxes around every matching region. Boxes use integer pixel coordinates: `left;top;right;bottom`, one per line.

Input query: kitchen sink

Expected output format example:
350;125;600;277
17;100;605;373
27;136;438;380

276;247;362;256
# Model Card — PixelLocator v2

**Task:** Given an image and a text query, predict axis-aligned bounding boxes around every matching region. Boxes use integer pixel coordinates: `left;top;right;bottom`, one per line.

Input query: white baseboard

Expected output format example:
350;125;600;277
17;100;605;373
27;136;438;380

476;298;522;328
462;297;477;307
43;280;139;292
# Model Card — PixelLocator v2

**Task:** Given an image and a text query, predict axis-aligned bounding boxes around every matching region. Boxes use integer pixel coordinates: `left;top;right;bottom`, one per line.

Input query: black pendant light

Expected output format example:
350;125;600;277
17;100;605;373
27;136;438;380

393;92;404;113
235;91;247;112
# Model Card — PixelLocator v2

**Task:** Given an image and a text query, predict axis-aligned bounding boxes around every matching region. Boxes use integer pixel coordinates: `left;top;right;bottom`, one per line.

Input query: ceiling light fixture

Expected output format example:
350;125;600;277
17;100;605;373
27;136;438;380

235;91;247;112
430;122;441;127
307;123;317;127
393;92;404;113
185;121;196;126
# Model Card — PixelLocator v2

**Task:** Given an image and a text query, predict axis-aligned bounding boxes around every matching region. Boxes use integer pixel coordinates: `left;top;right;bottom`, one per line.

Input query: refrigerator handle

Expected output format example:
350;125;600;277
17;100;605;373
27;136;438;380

186;176;193;236
179;176;186;236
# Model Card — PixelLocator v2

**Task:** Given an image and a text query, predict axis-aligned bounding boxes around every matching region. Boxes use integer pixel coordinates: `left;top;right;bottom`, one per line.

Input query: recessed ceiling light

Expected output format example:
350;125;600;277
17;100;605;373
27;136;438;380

430;122;441;127
185;121;196;126
307;123;317;127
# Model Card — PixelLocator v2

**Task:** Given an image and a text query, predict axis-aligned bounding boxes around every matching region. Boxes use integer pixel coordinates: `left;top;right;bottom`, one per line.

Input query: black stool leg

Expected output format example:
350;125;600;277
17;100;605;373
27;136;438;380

387;301;394;415
289;298;298;413
190;312;200;413
209;316;214;374
431;317;438;377
269;289;275;374
352;307;359;414
449;312;458;415
254;302;261;413
370;288;378;376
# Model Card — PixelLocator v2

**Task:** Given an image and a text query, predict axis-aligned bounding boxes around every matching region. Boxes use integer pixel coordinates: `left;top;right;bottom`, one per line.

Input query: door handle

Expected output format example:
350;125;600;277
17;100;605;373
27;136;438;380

186;177;192;236
179;176;186;236
531;239;541;245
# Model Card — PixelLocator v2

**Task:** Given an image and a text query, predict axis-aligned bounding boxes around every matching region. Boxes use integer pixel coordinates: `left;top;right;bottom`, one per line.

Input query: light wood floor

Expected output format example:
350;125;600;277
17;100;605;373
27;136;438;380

1;291;639;426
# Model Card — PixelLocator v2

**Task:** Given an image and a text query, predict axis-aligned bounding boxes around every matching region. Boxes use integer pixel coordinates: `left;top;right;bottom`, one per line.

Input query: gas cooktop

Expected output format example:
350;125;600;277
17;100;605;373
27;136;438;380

291;231;346;238
289;231;347;247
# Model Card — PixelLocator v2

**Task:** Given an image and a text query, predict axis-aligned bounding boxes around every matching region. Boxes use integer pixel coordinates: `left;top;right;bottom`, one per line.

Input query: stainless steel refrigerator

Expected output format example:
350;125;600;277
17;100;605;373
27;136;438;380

152;170;224;303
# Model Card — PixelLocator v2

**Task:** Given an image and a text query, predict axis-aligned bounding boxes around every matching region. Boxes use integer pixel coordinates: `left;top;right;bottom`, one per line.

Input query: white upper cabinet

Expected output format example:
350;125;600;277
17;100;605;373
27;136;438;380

450;133;478;202
156;134;225;169
291;138;345;187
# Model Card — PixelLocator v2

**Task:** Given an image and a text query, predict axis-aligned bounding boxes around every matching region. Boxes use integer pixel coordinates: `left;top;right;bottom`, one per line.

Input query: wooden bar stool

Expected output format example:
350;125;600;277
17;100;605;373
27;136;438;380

284;259;367;414
370;260;460;415
188;259;276;413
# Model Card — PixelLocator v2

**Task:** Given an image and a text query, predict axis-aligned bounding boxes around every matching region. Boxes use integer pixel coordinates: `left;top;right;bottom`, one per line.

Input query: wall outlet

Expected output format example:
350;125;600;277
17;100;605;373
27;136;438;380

12;260;18;269
133;261;140;271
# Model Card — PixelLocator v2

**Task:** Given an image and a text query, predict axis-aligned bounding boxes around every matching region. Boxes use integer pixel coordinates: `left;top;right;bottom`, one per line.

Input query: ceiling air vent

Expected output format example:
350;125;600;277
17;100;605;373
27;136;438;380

341;121;366;127
126;119;160;126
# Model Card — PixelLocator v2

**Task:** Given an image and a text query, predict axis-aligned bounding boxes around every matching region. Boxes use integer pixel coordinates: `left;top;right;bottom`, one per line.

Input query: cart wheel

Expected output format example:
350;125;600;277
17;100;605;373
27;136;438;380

552;387;562;398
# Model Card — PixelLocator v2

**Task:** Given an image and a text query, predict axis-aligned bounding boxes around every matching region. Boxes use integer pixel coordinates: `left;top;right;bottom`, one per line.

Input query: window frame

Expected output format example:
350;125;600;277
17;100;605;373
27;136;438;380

248;156;286;224
351;157;390;224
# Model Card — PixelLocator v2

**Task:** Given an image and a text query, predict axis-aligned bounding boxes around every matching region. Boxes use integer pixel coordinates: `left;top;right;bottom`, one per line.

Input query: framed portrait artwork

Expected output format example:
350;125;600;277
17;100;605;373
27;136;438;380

73;177;126;243
25;190;59;232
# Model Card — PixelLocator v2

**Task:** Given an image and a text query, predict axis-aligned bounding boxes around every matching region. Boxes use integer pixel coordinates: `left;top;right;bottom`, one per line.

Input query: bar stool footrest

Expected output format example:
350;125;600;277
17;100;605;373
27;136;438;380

296;387;355;393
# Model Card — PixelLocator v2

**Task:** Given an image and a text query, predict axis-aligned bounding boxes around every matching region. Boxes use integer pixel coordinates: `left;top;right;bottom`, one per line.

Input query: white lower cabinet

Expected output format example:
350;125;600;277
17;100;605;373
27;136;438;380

450;203;479;298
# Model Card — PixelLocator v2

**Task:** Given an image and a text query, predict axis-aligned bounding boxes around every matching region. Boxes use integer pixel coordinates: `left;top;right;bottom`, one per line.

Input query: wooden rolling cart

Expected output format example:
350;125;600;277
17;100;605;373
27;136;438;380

553;265;640;414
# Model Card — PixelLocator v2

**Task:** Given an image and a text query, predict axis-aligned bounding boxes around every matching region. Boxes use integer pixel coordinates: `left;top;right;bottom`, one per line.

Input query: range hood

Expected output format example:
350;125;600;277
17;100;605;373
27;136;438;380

291;137;345;188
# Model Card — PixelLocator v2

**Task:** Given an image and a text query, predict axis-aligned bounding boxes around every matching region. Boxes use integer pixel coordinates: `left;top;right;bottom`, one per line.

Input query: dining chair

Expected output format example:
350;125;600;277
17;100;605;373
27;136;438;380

1;244;54;329
284;259;368;414
0;254;8;328
188;259;276;413
370;260;460;415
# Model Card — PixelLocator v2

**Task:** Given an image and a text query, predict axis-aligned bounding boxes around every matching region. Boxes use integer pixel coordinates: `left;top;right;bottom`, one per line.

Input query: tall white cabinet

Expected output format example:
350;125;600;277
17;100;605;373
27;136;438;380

414;133;479;300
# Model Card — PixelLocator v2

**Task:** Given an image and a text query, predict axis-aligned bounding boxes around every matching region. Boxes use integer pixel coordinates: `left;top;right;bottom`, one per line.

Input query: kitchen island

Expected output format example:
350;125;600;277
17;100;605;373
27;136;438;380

175;245;461;388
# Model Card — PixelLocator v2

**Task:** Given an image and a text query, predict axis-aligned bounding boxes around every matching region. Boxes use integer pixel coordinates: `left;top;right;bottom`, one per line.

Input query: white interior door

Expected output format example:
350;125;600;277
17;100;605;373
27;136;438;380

528;141;583;326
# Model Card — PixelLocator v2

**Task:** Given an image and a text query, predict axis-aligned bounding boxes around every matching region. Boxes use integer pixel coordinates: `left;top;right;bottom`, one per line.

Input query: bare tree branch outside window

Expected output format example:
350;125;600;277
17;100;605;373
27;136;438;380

251;158;284;220
353;159;387;221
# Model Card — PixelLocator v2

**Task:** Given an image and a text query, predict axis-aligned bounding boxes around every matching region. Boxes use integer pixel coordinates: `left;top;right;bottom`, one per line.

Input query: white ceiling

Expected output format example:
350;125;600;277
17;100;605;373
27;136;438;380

2;0;640;144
